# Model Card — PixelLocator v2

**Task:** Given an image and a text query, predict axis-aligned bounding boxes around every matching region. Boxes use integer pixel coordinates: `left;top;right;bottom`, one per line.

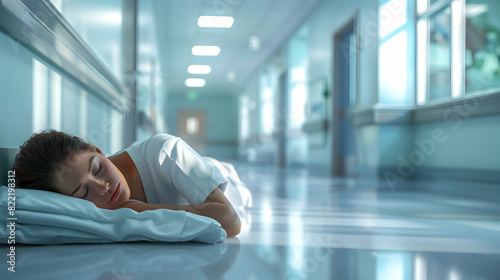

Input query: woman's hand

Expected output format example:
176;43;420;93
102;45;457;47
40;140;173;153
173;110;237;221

117;187;241;237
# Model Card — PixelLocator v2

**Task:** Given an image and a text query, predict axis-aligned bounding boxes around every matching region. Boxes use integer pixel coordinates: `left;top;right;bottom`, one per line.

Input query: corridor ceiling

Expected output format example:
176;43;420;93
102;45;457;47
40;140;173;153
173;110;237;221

150;0;323;96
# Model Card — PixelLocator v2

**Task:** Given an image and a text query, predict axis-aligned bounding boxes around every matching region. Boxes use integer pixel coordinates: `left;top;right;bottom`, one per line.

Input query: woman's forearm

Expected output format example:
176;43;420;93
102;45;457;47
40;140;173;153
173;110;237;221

194;201;241;237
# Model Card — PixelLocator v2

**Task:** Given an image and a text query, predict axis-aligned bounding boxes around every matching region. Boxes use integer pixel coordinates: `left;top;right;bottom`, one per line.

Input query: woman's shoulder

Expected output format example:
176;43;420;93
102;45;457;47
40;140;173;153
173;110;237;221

109;134;181;158
124;133;182;157
130;133;179;147
150;133;179;142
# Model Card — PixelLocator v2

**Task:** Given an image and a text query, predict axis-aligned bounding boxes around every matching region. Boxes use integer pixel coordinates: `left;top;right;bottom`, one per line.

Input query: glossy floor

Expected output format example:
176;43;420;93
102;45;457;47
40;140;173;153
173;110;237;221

4;165;500;279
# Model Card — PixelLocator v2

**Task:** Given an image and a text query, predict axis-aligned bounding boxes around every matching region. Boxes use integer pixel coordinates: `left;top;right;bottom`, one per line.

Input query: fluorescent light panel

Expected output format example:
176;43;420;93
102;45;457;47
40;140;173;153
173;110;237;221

192;46;220;56
185;78;206;87
198;16;234;28
188;65;211;74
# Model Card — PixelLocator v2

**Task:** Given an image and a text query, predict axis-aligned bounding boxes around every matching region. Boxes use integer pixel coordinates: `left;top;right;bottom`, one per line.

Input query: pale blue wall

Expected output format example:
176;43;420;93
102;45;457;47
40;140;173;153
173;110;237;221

60;0;125;82
58;0;167;146
0;23;124;155
167;95;239;160
377;125;415;168
413;115;500;171
0;31;33;149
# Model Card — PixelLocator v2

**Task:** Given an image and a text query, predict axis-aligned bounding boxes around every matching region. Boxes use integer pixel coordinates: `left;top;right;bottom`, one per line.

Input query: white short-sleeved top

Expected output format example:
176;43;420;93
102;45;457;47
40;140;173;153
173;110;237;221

124;134;228;205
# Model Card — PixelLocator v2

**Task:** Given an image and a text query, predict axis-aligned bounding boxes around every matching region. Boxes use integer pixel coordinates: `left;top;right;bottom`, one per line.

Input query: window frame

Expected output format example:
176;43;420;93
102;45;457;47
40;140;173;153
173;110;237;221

417;0;467;106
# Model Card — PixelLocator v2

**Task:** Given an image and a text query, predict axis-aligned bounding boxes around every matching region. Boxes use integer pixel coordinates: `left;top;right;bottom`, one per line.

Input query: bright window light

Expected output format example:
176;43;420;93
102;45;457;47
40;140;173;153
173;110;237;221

198;16;234;28
188;65;212;74
379;31;408;103
417;20;428;105
417;0;429;15
185;78;206;87
192;46;220;56
451;0;464;99
379;0;407;39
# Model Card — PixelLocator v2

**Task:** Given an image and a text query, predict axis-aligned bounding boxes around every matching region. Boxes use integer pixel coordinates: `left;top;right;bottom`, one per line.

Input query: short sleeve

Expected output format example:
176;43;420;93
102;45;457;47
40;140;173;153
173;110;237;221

156;136;228;205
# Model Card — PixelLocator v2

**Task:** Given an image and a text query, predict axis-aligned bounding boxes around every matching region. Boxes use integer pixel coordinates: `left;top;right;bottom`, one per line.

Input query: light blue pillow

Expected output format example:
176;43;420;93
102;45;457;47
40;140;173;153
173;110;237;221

0;186;226;244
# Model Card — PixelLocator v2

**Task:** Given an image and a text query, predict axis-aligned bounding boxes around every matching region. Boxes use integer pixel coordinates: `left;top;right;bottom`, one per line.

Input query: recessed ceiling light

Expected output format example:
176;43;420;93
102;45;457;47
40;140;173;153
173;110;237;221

192;46;221;56
188;65;212;74
198;16;234;28
185;78;206;87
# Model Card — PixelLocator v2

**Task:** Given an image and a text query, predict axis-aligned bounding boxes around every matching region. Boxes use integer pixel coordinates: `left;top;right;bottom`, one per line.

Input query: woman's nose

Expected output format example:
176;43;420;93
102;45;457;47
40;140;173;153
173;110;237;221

93;180;110;196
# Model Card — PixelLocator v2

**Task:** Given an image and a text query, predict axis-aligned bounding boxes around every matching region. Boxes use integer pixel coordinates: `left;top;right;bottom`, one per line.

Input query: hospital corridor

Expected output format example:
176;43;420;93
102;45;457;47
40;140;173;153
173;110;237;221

1;0;500;279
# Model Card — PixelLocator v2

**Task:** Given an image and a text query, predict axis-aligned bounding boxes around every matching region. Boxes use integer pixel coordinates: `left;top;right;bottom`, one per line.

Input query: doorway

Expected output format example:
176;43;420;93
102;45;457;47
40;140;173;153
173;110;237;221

332;15;358;177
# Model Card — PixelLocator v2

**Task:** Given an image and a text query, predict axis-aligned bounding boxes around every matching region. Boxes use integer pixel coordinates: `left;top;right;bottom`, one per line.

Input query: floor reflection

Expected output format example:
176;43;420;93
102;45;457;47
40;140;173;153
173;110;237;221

2;165;500;279
2;238;240;280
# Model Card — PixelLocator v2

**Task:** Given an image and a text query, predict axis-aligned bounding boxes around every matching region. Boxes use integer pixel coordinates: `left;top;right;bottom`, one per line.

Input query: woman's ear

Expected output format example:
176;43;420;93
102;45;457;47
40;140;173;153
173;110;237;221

88;143;104;155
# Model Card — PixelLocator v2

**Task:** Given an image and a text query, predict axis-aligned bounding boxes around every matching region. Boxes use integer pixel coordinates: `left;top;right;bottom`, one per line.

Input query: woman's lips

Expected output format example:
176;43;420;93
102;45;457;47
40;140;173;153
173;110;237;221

109;183;121;203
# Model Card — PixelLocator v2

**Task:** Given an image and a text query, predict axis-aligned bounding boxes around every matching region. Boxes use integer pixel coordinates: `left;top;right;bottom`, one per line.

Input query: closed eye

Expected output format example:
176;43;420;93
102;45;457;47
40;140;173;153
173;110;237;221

82;186;89;198
82;164;102;198
95;164;102;176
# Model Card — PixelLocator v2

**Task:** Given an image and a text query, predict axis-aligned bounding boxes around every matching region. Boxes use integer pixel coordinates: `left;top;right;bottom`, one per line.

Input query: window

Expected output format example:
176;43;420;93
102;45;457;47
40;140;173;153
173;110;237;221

429;7;452;101
417;0;457;105
464;1;500;93
417;0;500;105
259;75;275;135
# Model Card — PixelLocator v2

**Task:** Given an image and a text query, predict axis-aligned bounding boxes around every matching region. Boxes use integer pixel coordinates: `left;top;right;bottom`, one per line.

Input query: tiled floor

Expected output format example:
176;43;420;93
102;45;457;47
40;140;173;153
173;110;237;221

4;165;500;279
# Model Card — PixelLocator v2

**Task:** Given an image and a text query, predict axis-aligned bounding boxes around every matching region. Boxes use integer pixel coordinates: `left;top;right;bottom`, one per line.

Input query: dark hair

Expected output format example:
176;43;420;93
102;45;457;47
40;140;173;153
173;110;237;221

12;130;101;191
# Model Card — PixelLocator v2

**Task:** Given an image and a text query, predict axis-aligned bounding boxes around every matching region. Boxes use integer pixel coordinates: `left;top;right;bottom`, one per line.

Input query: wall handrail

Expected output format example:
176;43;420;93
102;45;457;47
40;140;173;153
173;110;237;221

0;0;131;112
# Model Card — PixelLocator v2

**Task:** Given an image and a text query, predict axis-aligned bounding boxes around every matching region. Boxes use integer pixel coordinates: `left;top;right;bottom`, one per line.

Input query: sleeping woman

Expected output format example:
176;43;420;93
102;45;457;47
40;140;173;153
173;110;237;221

12;130;242;237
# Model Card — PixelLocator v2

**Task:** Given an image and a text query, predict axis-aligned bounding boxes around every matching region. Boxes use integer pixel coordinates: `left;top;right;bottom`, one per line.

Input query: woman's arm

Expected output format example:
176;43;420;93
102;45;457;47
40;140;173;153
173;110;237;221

118;188;241;237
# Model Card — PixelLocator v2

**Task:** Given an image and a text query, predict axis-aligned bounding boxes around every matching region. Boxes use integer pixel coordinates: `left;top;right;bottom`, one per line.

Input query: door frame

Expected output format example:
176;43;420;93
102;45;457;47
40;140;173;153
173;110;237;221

277;71;288;167
332;13;359;176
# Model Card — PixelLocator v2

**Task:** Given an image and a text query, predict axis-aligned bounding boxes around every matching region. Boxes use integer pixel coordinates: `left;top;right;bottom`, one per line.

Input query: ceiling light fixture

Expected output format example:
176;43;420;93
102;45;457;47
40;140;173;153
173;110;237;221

192;46;221;56
198;16;234;28
185;78;206;87
188;65;212;74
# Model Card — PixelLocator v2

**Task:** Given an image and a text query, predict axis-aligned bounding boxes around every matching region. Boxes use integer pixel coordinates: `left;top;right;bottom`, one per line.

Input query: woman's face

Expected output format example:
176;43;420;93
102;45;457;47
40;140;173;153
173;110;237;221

54;149;130;209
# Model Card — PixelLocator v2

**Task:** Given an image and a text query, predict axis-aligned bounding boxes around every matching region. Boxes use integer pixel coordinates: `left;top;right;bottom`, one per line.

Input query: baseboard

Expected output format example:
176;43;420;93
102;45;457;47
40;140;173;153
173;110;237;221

356;166;414;191
412;168;500;200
